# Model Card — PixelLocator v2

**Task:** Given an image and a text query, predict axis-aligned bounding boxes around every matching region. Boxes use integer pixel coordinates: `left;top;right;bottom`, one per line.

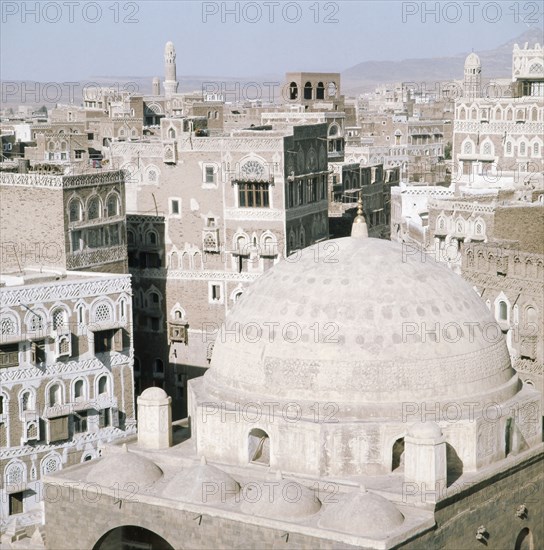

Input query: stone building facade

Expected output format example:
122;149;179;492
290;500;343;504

0;269;136;539
453;42;544;187
0;169;128;275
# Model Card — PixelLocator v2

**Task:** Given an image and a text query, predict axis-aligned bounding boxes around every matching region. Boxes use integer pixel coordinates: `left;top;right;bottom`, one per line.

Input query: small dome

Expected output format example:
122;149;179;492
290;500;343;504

163;457;240;504
240;477;321;521
165;41;175;53
319;488;404;538
408;421;443;439
86;447;163;487
465;52;481;68
140;387;168;400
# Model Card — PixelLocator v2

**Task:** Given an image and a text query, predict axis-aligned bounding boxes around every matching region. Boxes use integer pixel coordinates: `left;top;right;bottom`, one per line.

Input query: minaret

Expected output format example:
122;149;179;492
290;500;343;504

163;41;179;97
463;51;481;99
152;77;160;96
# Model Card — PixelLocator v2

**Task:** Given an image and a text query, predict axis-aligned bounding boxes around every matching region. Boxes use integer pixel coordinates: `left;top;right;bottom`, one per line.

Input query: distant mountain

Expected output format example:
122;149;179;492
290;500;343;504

341;27;543;94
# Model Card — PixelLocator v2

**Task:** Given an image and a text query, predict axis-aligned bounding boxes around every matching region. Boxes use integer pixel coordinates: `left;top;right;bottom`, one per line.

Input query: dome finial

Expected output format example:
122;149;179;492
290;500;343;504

351;191;368;239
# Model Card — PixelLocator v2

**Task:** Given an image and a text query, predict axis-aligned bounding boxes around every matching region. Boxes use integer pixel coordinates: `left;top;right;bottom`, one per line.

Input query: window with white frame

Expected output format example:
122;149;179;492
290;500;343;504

170;198;180;216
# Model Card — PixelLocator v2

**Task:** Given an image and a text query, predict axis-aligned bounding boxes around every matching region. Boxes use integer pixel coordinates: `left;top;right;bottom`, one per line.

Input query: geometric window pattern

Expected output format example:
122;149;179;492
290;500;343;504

53;309;66;331
94;303;112;322
1;317;16;335
42;456;60;475
5;462;24;485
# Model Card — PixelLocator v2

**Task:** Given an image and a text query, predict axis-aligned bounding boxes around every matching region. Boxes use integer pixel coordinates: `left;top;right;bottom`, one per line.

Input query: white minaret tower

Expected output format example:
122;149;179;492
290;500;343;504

152;77;161;96
463;52;481;99
163;41;179;97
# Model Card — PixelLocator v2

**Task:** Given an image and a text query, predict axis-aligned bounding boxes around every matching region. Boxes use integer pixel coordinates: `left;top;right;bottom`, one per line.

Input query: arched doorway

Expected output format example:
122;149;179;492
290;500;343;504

93;526;174;550
515;528;534;550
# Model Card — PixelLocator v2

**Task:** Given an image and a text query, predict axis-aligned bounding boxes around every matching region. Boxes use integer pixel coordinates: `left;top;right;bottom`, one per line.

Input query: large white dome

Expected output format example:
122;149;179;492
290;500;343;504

205;237;515;408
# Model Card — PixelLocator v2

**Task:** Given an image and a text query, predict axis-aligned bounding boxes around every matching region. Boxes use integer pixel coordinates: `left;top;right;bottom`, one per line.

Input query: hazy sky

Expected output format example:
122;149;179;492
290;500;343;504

1;1;540;81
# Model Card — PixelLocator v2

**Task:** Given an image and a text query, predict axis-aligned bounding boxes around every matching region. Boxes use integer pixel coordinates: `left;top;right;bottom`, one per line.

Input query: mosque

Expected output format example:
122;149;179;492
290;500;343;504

43;208;543;549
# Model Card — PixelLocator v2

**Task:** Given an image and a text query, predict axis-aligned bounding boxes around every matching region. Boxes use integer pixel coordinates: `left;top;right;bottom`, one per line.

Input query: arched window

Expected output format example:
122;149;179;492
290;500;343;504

106;194;119;217
506;141;512;154
498;301;508;321
49;384;62;406
68;199;82;222
87;196;101;220
168;127;176;139
149;292;160;306
97;375;108;395
533;142;540;157
146;231;158;246
316;81;325;100
327;82;337;97
248;428;270;465
154;359;164;374
303;81;313;100
74;379;85;399
1;315;18;337
52;308;67;331
463;141;473;154
20;391;33;412
483;142;492;155
520;142;526;156
94;303;112;323
289;82;298;100
127;230;135;246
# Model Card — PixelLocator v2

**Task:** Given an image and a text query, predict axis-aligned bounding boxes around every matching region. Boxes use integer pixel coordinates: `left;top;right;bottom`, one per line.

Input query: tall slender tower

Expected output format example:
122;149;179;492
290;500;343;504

163;41;179;97
152;77;161;96
463;52;481;99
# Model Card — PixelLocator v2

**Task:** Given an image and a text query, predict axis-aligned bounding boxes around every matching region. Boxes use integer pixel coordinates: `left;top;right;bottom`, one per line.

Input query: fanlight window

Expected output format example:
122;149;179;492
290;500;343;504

240;160;265;180
483;142;492;155
463;142;473;154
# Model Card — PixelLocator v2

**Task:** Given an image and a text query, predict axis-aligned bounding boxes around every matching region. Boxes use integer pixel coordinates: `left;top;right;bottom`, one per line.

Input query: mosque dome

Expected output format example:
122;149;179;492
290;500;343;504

205;237;515;409
163;457;240;504
86;446;163;487
140;387;168;400
407;421;443;439
318;487;404;538
240;476;321;521
465;52;481;68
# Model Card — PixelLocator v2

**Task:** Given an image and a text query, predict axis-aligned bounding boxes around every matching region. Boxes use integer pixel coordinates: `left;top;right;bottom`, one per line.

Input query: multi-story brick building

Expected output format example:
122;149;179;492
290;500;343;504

110;120;330;417
0;268;135;539
0;167;128;275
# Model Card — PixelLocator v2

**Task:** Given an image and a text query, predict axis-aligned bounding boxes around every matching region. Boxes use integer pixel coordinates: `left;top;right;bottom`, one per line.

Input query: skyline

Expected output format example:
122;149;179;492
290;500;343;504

1;1;542;81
